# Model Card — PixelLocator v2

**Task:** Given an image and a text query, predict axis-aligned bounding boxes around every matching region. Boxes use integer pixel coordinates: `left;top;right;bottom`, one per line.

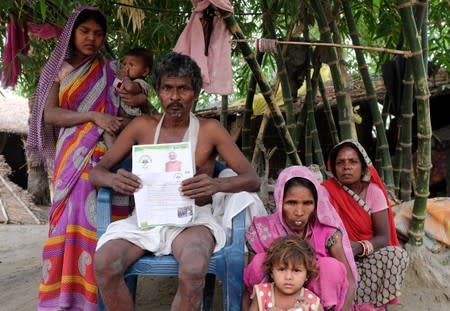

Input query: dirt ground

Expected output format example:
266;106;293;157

1;221;449;311
0;224;225;311
0;167;449;310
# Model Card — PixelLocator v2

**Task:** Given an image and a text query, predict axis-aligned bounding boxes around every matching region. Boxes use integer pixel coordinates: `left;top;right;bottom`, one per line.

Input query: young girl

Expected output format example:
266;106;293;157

250;235;324;311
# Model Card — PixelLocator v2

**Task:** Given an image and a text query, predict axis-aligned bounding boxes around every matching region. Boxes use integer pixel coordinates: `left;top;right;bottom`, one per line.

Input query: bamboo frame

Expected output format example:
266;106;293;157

233;38;413;57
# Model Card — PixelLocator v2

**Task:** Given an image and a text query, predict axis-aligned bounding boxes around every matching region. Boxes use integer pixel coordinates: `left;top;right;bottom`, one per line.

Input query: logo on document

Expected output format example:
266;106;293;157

138;155;152;169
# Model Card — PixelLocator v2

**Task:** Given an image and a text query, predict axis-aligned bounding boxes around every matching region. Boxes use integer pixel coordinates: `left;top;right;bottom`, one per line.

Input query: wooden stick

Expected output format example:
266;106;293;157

0;199;8;224
233;38;412;57
0;175;40;224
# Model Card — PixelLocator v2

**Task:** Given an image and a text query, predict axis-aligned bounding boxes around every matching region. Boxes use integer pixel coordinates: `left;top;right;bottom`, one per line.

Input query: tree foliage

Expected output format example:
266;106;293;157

1;0;448;98
1;0;448;246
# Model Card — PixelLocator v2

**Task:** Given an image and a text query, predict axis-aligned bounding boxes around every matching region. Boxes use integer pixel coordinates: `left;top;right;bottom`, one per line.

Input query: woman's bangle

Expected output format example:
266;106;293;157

357;240;366;257
357;240;374;257
364;240;374;255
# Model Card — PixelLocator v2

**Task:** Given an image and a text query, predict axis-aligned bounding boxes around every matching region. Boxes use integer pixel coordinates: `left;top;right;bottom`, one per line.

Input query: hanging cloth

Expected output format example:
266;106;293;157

173;0;234;95
1;16;29;88
27;22;63;40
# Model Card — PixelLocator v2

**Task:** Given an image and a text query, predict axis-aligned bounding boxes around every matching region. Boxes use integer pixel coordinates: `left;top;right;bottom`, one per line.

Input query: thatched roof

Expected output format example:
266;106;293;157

197;69;450;118
0;92;29;135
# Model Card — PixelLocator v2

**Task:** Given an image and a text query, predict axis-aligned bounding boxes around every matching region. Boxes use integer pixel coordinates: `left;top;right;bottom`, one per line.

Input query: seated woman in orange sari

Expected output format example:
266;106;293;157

322;140;409;311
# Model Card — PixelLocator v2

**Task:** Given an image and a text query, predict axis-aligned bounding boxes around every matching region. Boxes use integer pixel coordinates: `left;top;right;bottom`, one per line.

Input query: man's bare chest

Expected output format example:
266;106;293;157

138;128;216;174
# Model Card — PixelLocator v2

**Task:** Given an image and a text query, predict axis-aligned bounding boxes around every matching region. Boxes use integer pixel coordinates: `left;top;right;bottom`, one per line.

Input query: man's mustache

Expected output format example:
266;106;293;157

167;102;183;109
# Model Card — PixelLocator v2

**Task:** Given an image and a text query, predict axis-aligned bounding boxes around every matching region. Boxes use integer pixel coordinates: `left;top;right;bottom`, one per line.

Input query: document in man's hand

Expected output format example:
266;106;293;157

132;142;195;229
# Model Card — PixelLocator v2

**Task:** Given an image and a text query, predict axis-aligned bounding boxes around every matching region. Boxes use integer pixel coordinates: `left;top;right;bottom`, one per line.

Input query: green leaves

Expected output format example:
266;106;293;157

0;0;448;98
39;0;46;21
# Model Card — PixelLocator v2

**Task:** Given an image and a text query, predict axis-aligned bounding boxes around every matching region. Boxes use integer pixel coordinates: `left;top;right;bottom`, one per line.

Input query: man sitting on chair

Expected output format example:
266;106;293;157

89;52;260;311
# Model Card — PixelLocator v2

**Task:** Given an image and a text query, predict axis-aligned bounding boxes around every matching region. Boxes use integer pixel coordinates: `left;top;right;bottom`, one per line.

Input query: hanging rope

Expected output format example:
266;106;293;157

238;38;412;57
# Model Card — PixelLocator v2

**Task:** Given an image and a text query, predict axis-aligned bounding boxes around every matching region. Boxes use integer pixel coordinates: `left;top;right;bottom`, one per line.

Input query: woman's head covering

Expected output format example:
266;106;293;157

327;139;373;182
324;139;400;246
274;166;344;231
26;6;104;167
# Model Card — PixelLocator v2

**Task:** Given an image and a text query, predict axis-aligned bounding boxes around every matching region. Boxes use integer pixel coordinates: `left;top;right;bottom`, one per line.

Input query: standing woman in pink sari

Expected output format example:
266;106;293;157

244;166;358;311
27;6;146;310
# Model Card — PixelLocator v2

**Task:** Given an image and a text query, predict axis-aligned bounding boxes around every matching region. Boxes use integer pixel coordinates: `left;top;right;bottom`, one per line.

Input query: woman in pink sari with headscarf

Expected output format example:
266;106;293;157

244;166;358;311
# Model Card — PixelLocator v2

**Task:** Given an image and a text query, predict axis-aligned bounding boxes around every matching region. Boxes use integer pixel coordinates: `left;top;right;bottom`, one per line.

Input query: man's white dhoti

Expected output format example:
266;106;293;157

96;204;226;255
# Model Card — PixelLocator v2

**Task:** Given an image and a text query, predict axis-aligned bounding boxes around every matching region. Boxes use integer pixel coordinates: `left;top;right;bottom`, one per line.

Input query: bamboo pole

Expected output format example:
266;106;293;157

251;108;271;169
220;95;228;130
420;1;428;71
399;63;414;201
317;72;339;146
304;26;326;170
329;1;354;143
309;0;356;140
304;23;313;167
306;71;326;170
399;0;428;201
393;0;428;199
341;0;395;196
261;0;296;149
304;103;313;166
398;0;432;246
375;142;385;180
393;120;403;195
232;39;411;56
242;52;264;160
295;101;307;156
251;6;299;169
252;77;281;171
218;9;301;165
